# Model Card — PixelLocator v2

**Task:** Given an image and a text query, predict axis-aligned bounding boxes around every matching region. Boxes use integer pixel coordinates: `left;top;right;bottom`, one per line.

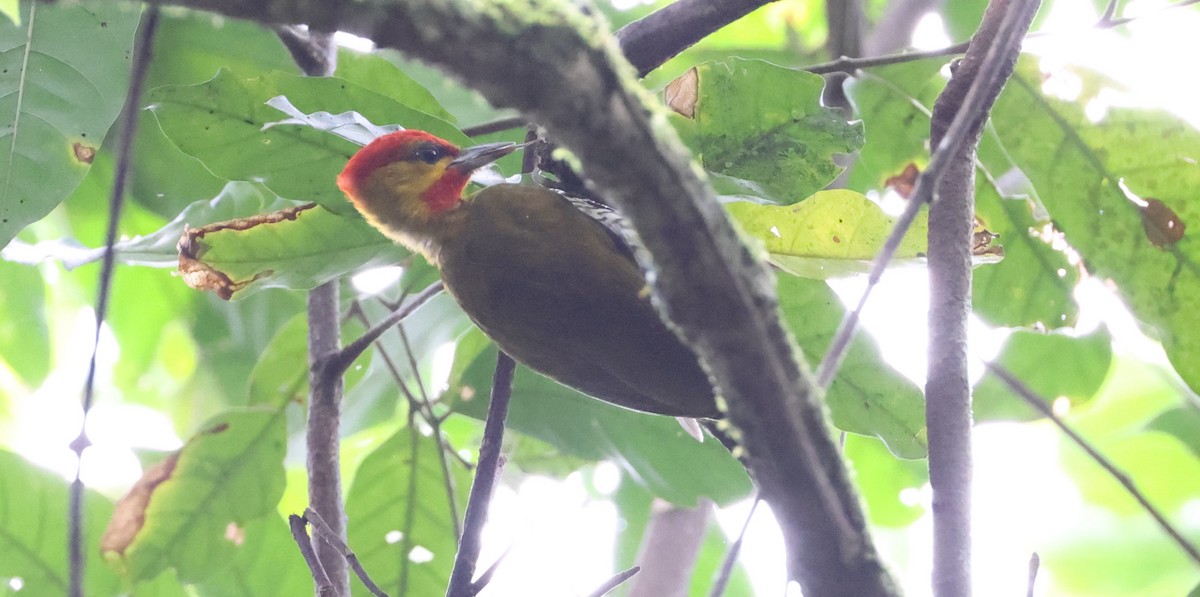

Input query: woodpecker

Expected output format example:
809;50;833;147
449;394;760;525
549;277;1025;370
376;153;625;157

337;130;719;418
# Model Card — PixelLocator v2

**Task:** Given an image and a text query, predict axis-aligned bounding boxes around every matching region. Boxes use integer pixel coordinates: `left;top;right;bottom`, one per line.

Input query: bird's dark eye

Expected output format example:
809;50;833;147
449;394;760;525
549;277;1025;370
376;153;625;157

413;143;444;164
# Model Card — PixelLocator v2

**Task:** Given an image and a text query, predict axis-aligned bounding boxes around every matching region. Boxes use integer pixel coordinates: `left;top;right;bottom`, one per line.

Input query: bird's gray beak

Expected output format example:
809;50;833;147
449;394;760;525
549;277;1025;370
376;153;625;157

449;141;521;173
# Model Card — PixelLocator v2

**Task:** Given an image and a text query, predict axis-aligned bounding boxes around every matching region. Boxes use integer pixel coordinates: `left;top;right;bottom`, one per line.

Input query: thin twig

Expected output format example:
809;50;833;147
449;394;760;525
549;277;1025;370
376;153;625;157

1026;552;1040;597
707;496;760;597
446;352;515;597
396;323;463;535
348;290;468;534
816;0;1038;391
305;508;390;597
69;7;160;596
467;545;512;595
986;363;1200;566
585;566;642;597
290;514;338;597
805;42;971;75
462;116;528;137
334;281;444;375
283;24;348;595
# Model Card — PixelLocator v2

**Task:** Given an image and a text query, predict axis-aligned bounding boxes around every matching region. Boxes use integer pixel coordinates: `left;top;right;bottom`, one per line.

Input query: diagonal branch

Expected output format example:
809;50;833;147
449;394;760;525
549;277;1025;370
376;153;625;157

446;352;515;597
986;363;1200;566
615;0;777;77
151;1;895;593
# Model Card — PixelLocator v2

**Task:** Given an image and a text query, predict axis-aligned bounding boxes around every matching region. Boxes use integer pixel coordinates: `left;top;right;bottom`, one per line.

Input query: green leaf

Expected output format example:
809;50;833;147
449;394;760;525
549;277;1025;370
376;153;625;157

844;434;927;527
105;408;288;583
62;181;297;268
1063;430;1200;517
1041;509;1200;597
448;330;752;506
147;69;465;213
341;293;473;436
845;60;1078;328
335;48;453;122
344;426;471;597
669;58;863;203
973;327;1113;422
845;59;945;190
726;190;929;279
174;191;408;299
993;61;1200;394
0;450;122;596
0;0;17;25
775;274;927;458
134;8;300;219
972;182;1078;328
0;0;141;248
0;260;48;384
246;311;309;407
1147;406;1200;459
190;514;312;597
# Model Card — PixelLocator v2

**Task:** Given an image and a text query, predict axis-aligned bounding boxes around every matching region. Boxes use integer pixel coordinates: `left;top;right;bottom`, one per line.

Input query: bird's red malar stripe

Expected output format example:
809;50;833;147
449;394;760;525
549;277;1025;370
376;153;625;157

420;168;471;213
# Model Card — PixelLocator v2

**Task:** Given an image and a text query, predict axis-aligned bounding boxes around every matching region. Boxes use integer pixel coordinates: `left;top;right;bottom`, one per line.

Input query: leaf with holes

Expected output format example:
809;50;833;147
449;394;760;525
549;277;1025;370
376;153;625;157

992;59;1200;394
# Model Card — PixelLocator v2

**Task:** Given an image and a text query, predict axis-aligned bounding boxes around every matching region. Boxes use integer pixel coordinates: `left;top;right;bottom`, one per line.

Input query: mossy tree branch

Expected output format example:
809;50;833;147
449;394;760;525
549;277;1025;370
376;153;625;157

154;1;896;594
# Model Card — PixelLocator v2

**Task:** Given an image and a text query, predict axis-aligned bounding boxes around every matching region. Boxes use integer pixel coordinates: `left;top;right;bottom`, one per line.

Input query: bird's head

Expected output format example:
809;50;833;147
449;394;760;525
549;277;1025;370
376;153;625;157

337;130;518;248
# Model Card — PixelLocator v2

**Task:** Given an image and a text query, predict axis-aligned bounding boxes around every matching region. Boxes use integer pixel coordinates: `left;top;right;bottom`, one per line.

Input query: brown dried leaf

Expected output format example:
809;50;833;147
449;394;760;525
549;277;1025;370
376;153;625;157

972;218;1004;257
885;163;920;199
665;67;698;119
100;452;180;556
176;204;315;300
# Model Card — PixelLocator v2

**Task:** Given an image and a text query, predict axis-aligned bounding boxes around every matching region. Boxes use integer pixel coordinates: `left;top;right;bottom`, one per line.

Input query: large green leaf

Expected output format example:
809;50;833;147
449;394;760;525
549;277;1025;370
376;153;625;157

0;0;140;248
344;426;471;597
0;450;121;596
775;274;926;458
670;58;864;203
846;59;1078;328
147;69;465;213
973;327;1113;422
133;8;299;219
103;409;287;583
448;329;752;507
190;514;311;597
1041;509;1200;597
335;48;454;122
727;189;929;279
992;60;1200;393
844;434;927;527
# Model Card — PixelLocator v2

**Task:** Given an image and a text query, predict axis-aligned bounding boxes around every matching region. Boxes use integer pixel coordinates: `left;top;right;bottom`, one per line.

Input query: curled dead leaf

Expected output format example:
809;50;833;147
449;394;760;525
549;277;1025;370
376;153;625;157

1139;197;1186;249
176;204;316;300
101;452;180;557
972;220;1004;258
885;163;921;199
665;67;698;119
